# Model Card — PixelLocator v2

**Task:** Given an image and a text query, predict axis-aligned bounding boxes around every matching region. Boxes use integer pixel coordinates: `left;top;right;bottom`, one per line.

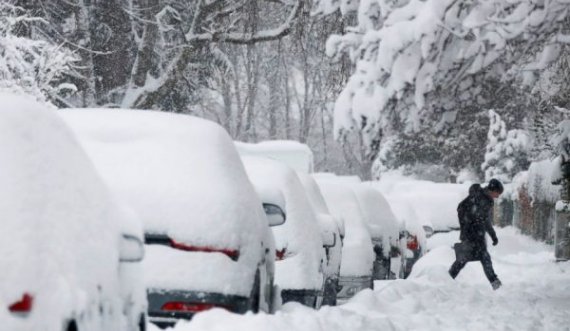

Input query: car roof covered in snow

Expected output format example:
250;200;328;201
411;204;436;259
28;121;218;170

235;140;314;174
0;93;136;328
60;109;267;253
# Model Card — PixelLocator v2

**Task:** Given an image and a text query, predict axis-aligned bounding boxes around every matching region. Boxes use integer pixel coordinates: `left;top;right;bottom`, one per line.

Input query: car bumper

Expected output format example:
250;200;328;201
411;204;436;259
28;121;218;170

281;289;320;308
336;276;372;301
147;289;250;328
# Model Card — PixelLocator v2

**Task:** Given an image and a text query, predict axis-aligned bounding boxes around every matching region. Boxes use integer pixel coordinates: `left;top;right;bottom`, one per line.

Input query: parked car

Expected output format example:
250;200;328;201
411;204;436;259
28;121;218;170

1;93;146;331
241;157;325;308
351;185;402;280
296;173;344;306
61;109;276;328
314;178;375;301
386;199;427;278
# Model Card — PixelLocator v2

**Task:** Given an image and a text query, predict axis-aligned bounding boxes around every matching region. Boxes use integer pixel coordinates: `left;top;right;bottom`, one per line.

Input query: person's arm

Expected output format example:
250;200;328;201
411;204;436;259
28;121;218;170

485;201;498;245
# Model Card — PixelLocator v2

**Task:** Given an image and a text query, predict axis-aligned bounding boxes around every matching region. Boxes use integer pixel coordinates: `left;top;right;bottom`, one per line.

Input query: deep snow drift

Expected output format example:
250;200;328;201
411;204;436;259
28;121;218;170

155;227;570;331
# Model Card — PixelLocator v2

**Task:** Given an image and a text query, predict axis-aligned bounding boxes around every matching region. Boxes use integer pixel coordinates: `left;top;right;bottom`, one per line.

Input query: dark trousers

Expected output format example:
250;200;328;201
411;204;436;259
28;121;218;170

449;249;498;283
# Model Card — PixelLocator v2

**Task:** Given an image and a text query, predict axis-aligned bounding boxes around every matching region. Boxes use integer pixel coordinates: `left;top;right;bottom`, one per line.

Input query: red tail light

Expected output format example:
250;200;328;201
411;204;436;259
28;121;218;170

276;248;287;261
170;239;239;261
9;293;33;313
407;235;419;251
161;301;229;313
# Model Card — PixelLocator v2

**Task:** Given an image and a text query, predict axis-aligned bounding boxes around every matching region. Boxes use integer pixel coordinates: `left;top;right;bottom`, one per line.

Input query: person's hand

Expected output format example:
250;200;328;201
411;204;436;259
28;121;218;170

492;238;499;246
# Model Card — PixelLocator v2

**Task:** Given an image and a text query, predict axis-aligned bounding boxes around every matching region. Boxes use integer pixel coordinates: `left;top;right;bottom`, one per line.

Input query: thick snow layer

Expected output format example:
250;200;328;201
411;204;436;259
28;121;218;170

367;172;469;232
241;157;324;290
296;173;343;280
296;172;345;237
0;93;139;331
314;179;374;278
527;159;561;204
235;140;314;174
351;185;400;257
60;109;268;296
155;227;570;331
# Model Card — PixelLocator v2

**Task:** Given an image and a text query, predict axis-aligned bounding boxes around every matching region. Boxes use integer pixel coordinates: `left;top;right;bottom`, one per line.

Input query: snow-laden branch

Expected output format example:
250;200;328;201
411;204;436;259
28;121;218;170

186;0;303;44
320;0;570;149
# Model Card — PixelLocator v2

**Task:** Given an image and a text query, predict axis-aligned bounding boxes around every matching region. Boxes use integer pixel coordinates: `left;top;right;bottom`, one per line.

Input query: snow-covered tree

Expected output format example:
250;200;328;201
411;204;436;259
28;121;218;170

0;2;77;103
482;110;530;183
318;0;570;152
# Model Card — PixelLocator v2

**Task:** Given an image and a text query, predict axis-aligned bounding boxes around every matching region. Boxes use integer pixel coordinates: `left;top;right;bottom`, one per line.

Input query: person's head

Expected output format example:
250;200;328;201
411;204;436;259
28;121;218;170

486;178;504;198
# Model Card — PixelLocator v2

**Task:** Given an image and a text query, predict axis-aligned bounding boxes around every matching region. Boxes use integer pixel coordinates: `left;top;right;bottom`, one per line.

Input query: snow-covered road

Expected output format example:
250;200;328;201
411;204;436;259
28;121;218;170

153;227;570;331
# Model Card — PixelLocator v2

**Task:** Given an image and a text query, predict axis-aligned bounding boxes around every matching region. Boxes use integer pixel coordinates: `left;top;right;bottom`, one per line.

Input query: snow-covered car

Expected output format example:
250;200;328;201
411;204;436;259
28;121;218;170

351;185;401;280
296;173;344;306
241;157;325;308
60;109;276;328
314;178;375;301
235;140;314;174
386;199;427;278
1;93;146;331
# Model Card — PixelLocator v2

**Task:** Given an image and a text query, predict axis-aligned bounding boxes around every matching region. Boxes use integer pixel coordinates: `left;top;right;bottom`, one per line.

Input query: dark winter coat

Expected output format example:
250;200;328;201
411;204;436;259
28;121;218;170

457;184;498;255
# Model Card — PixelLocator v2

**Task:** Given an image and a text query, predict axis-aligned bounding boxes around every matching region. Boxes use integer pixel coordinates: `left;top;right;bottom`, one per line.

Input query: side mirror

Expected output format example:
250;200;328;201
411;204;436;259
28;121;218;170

119;234;145;263
263;203;286;227
322;232;336;248
423;225;434;239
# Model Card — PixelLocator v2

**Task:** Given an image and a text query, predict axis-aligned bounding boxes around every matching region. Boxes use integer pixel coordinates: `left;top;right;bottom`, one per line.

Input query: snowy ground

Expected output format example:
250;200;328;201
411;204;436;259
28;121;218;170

152;227;570;331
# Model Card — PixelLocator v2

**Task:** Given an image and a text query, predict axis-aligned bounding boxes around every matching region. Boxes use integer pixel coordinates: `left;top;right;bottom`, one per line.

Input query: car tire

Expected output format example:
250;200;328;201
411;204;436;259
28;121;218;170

138;314;146;331
322;278;337;306
65;320;78;331
249;269;261;313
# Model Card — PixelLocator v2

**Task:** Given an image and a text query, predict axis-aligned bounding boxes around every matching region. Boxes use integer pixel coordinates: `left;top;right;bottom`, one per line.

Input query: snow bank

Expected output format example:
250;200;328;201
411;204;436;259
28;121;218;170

0;93;134;331
235;140;314;174
314;179;374;277
241;157;324;290
60;109;268;296
158;227;570;331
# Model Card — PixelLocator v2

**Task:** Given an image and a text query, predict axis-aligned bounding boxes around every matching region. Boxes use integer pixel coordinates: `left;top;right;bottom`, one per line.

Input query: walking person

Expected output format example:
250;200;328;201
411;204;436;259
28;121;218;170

449;179;504;290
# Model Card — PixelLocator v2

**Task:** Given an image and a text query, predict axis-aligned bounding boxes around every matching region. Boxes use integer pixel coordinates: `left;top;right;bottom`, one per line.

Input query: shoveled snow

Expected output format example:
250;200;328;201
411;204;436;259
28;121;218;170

154;227;570;331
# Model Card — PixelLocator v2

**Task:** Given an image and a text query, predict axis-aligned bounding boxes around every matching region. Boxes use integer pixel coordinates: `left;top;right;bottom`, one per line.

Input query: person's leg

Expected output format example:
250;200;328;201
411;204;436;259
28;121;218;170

449;259;467;279
480;250;498;283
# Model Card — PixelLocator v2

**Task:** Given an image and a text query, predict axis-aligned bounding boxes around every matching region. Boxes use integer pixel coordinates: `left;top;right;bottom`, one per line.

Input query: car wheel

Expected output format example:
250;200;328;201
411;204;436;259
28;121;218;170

65;320;78;331
322;278;337;306
249;269;261;313
138;314;146;331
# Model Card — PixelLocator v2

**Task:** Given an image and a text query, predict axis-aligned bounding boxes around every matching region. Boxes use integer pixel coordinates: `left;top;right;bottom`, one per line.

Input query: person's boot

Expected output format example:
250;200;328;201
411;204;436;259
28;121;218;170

491;279;502;290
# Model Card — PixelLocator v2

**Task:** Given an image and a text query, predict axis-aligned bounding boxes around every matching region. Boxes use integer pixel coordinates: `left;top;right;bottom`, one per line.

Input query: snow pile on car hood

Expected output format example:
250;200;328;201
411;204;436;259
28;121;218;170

314;179;374;277
60;109;268;295
0;93;130;331
241;156;324;290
